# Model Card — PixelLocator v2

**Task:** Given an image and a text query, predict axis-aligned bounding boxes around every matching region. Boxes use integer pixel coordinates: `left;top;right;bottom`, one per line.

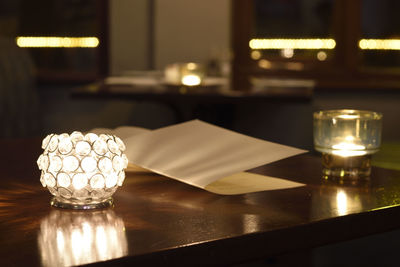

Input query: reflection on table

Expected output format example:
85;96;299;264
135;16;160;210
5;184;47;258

38;209;127;267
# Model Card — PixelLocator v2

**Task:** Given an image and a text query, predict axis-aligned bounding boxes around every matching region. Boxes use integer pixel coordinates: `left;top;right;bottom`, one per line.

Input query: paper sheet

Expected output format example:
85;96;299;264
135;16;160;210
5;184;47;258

122;120;307;192
126;163;304;195
205;172;304;195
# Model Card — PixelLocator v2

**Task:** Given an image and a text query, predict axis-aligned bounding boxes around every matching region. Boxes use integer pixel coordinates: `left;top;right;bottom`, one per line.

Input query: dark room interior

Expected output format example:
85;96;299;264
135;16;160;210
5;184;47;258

1;0;400;266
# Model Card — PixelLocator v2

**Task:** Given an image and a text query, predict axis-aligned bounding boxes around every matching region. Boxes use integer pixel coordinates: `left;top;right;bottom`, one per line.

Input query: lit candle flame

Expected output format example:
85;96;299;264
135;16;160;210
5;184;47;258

181;75;201;86
332;142;366;157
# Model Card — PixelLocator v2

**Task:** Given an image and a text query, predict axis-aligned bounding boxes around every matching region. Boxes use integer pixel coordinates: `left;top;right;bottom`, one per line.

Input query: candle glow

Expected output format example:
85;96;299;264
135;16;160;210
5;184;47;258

181;74;201;86
331;136;366;157
37;132;128;209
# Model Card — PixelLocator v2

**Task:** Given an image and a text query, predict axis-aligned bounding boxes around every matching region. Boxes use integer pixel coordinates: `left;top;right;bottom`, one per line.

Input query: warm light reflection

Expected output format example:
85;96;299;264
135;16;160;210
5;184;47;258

286;62;304;71
38;209;128;267
332;150;367;157
334;189;363;216
332;140;366;157
359;39;400;50
186;62;197;70
317;51;327;61
336;190;348;216
242;214;261;234
249;38;336;50
16;36;99;48
251;50;261;60
181;74;201;86
250;38;400;51
337;114;360;119
258;59;272;69
281;48;294;58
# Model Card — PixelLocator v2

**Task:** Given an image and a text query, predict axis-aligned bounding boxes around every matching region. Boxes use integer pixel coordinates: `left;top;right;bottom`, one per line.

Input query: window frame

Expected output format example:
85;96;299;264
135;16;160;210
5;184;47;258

18;0;109;84
231;0;400;91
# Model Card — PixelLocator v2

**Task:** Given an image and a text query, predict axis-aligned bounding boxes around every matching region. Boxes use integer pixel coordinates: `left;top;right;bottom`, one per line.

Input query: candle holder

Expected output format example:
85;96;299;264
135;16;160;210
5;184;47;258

37;131;128;209
164;62;205;87
313;110;382;180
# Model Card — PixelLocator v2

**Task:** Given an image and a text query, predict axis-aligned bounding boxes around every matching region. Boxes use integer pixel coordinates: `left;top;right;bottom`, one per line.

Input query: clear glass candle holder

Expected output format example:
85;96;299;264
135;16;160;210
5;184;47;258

313;109;382;180
37;131;129;209
164;62;205;86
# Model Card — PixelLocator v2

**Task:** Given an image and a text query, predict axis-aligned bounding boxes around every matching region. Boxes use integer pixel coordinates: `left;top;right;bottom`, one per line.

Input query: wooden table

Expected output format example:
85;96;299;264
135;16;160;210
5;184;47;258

71;81;313;126
1;138;400;266
71;81;313;104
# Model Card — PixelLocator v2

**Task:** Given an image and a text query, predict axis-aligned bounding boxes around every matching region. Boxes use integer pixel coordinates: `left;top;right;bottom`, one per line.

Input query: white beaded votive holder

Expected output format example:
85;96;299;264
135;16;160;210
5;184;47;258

37;131;128;209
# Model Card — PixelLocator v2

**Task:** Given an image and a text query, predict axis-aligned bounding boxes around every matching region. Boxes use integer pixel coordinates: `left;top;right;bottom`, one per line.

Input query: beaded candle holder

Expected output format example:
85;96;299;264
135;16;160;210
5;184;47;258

37;131;128;209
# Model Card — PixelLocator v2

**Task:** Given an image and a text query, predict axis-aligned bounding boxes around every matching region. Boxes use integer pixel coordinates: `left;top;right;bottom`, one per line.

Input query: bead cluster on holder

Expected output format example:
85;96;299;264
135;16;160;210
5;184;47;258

37;131;128;209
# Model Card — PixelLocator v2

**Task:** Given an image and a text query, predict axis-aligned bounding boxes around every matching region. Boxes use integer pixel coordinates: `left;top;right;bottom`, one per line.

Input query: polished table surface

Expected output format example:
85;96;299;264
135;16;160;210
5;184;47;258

1;138;400;266
71;81;314;104
71;81;313;126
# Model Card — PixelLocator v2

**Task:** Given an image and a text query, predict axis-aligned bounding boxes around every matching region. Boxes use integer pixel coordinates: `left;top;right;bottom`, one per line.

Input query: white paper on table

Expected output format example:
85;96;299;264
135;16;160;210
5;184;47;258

122;120;307;194
204;172;304;195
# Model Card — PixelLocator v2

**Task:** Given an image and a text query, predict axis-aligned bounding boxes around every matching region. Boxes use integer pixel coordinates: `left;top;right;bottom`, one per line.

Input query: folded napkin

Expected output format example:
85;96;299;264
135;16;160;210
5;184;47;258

99;120;306;194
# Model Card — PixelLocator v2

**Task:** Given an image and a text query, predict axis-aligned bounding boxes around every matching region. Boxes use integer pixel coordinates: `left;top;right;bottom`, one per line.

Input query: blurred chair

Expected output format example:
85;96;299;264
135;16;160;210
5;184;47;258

0;36;40;137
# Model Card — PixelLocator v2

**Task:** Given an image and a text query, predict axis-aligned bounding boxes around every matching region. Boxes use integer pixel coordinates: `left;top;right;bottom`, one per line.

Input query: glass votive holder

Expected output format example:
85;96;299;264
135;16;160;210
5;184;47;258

164;62;205;86
313;109;382;180
37;131;129;209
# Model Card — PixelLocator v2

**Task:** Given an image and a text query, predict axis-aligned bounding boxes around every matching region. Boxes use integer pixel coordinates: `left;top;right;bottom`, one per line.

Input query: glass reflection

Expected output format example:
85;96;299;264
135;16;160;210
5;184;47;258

334;189;362;216
38;209;128;267
331;189;362;217
242;214;261;234
336;190;348;216
311;185;368;220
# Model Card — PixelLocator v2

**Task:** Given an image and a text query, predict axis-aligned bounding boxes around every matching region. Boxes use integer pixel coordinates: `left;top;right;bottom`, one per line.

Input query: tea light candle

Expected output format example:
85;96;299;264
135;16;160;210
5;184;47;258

181;74;201;86
331;136;367;157
37;131;128;209
313;110;382;180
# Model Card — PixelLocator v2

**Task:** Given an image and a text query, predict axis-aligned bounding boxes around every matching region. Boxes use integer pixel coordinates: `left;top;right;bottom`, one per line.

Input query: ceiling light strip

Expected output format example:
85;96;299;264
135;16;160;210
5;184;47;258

359;39;400;50
249;38;336;50
16;37;99;48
